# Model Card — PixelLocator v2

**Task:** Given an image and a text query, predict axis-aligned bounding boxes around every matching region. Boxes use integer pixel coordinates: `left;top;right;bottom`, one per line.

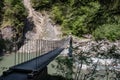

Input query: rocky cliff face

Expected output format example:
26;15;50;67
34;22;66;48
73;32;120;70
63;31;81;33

17;0;63;53
23;0;62;40
0;27;15;55
73;38;120;58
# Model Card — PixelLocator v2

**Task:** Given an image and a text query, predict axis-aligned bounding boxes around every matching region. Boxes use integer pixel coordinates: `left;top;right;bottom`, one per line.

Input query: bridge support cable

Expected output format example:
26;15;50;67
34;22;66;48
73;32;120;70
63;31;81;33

25;42;26;62
45;40;47;54
38;40;40;68
14;43;17;66
37;40;38;69
21;45;23;63
28;41;30;61
26;41;28;61
36;40;38;69
35;40;37;70
13;37;72;67
29;40;31;60
23;42;25;63
17;46;19;65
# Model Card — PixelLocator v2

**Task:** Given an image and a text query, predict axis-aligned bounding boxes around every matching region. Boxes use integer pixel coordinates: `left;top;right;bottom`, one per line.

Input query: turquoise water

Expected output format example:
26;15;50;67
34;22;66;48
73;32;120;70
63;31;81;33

0;53;15;75
0;52;37;75
0;53;57;76
0;54;118;80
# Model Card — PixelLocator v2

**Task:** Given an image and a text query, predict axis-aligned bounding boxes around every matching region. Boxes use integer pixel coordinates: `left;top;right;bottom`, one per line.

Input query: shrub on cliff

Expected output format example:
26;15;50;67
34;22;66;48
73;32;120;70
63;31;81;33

0;0;27;39
93;24;120;41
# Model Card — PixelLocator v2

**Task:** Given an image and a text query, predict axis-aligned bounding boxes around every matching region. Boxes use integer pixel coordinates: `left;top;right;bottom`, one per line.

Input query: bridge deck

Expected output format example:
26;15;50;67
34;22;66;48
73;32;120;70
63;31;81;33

11;48;64;72
0;48;64;80
0;37;71;80
0;73;27;80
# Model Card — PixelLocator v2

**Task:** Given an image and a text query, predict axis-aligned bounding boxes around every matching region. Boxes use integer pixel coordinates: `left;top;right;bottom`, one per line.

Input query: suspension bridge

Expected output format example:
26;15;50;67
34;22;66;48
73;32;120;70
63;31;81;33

0;36;73;80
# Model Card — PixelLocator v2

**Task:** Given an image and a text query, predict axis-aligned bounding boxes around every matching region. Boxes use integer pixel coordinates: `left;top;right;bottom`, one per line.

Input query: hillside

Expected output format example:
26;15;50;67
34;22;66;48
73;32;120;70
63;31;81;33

0;0;61;54
0;0;27;54
31;0;120;41
0;0;120;54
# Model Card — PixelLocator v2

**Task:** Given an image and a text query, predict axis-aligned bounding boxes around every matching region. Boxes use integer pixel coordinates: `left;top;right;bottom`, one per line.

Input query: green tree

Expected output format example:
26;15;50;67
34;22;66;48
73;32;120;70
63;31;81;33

31;0;120;41
93;24;120;41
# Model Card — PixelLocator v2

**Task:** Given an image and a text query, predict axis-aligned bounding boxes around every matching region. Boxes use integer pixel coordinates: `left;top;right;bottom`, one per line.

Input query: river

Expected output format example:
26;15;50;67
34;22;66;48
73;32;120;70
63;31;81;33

0;53;14;75
0;53;57;76
0;53;120;80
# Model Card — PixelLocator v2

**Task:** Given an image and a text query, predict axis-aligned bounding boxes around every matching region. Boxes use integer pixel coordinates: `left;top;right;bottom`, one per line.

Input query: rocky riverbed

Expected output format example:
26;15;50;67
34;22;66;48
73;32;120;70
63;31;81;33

72;37;120;73
73;37;120;57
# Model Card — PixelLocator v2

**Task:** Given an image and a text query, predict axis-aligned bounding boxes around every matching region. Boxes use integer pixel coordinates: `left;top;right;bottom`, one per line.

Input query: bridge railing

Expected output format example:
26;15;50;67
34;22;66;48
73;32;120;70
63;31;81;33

14;37;71;66
0;37;72;80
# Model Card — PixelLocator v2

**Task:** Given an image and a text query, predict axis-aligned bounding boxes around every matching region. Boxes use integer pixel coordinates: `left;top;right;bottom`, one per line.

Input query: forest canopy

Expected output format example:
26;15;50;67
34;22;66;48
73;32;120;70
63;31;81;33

0;0;27;51
31;0;120;41
0;0;27;37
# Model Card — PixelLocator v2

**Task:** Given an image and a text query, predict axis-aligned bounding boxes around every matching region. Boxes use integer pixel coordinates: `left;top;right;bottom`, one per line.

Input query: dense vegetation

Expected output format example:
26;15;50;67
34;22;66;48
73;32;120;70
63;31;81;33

0;0;27;52
0;0;27;36
0;0;120;53
31;0;120;41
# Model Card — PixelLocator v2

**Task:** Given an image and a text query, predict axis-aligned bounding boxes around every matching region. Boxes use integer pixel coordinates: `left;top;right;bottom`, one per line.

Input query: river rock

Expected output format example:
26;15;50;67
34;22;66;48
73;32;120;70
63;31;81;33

73;39;120;58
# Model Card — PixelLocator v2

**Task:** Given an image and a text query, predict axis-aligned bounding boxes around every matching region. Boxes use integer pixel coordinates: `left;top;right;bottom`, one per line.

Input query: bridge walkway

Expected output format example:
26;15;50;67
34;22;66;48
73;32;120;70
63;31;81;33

0;37;72;80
